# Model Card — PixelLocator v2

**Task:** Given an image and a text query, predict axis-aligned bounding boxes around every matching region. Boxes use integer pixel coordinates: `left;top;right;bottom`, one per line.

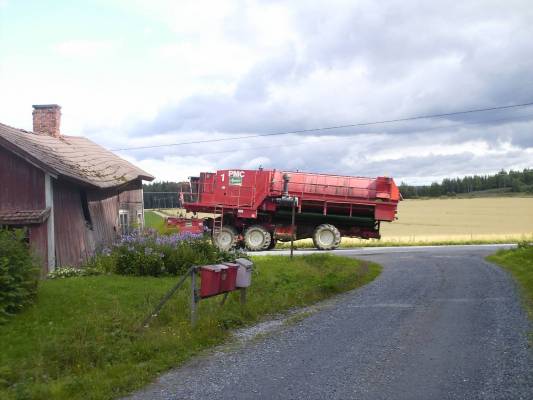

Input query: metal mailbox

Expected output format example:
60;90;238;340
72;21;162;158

219;263;238;293
199;264;226;298
235;258;253;288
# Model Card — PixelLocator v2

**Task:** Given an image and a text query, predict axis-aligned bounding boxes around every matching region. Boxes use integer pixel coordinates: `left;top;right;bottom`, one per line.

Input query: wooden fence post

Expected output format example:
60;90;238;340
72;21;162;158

191;267;198;327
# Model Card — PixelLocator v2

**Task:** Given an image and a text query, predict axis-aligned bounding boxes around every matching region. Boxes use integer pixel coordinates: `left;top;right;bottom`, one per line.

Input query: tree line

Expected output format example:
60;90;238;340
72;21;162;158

142;181;190;209
399;168;533;198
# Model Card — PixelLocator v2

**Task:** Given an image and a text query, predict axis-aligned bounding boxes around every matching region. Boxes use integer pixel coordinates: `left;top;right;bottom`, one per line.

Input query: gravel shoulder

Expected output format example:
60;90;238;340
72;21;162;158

126;245;532;400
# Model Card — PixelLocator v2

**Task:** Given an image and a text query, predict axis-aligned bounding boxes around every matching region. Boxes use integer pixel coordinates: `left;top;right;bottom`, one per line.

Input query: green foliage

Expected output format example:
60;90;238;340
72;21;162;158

85;251;117;274
0;229;39;323
114;244;165;276
517;241;533;249
0;254;380;400
94;231;231;277
158;240;219;275
399;168;533;198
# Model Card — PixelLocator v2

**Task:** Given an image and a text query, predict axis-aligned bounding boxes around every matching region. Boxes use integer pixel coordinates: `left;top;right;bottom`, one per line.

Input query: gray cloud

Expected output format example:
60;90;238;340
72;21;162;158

122;0;533;182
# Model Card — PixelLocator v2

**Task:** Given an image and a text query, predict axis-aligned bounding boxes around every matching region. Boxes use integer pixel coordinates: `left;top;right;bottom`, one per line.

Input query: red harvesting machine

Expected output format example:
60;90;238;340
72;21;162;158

180;169;400;251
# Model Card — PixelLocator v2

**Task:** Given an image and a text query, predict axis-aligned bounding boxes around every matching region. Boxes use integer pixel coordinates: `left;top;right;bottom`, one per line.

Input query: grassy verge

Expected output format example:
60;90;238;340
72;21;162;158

144;210;165;233
0;254;380;400
487;245;533;323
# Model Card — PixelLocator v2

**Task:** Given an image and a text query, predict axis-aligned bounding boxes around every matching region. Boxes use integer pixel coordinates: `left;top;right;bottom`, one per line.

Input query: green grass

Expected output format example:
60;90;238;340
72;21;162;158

144;211;165;233
487;245;533;324
0;254;380;400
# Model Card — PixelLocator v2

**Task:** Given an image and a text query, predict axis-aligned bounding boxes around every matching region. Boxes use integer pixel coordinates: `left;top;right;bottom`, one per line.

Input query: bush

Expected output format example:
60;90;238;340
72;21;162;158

106;230;233;277
517;241;533;249
0;229;40;323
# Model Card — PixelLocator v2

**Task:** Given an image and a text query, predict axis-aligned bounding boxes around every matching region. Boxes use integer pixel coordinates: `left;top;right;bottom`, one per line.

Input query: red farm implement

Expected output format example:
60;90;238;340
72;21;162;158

178;168;400;251
165;216;204;235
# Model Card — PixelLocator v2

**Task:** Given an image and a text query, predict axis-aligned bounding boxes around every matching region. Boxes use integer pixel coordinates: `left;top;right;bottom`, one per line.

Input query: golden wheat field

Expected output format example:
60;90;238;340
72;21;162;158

382;197;532;239
285;197;533;247
342;197;533;246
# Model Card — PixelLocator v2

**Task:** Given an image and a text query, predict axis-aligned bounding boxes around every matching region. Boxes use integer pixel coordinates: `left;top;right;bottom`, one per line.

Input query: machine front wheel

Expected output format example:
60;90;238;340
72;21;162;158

312;224;341;250
213;225;238;251
244;225;272;251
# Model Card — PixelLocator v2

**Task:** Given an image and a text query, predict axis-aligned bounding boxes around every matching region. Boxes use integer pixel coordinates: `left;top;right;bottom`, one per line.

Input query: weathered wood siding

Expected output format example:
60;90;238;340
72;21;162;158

0;146;49;273
53;180;94;266
87;179;144;247
29;223;48;275
86;188;120;248
52;179;144;266
119;179;144;228
0;146;45;210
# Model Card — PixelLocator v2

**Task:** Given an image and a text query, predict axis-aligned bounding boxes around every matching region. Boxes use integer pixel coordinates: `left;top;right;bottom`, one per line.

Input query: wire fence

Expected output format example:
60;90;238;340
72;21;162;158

143;192;181;209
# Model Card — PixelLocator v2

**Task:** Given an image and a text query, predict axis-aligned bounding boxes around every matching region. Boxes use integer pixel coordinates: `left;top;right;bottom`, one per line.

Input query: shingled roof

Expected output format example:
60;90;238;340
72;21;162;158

0;122;154;188
0;208;51;225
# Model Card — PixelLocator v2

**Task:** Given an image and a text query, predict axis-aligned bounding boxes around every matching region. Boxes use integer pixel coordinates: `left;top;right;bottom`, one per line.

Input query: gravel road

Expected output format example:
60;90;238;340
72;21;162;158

127;245;532;400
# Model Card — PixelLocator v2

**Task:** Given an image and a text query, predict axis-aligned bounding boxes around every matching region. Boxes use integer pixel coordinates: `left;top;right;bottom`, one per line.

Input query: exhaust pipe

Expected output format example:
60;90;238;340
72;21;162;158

277;173;298;207
282;173;290;197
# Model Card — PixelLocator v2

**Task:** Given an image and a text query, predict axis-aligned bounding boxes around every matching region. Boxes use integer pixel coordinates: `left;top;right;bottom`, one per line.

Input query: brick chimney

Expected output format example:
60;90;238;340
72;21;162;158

32;104;61;137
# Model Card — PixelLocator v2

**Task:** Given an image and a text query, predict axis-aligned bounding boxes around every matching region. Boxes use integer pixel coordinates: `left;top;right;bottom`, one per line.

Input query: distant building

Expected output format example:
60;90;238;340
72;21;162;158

0;104;154;274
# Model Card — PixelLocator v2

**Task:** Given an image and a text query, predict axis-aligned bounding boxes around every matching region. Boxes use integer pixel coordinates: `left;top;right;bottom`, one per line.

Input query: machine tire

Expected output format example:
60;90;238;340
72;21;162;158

267;237;278;250
213;225;238;251
244;225;272;251
312;224;341;250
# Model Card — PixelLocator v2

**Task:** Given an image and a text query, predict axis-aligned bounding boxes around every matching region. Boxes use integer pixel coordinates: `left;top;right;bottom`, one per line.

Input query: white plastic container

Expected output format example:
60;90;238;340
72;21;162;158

234;258;253;288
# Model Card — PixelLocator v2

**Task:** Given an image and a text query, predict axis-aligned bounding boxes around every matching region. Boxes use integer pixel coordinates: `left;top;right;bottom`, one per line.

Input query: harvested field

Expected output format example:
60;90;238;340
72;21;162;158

319;197;533;247
381;197;533;239
282;197;533;247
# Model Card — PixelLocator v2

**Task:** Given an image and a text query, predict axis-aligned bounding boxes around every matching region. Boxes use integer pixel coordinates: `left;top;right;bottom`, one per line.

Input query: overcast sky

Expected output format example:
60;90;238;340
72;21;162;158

1;0;532;184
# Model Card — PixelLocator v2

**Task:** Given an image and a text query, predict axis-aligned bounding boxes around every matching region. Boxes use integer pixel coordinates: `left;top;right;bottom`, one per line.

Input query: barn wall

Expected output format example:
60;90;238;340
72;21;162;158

0;146;45;210
87;179;144;247
53;180;94;266
119;179;144;229
86;187;120;248
0;146;49;273
29;223;48;276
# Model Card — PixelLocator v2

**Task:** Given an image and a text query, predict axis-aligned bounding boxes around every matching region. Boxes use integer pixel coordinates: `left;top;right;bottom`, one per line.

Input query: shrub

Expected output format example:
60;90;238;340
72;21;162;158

85;249;116;274
109;230;232;277
0;229;40;323
517;241;533;249
77;230;238;278
114;244;165;276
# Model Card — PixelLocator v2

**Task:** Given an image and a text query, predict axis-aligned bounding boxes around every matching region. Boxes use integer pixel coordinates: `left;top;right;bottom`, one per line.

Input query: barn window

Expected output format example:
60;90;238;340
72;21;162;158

80;190;93;229
119;210;129;236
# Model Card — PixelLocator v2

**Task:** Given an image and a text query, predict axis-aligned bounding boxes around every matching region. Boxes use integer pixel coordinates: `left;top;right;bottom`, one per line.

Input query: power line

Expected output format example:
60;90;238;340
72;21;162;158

111;101;533;151
165;112;533;158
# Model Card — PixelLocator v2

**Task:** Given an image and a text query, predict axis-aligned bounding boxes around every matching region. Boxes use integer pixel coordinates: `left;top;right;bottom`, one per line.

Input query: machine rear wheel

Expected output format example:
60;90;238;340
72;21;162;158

312;224;341;250
213;226;238;251
267;237;278;250
244;225;272;251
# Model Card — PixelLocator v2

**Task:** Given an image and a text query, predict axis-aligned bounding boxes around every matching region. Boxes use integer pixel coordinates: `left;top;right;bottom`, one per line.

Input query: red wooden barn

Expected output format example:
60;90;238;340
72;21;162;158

0;104;154;274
